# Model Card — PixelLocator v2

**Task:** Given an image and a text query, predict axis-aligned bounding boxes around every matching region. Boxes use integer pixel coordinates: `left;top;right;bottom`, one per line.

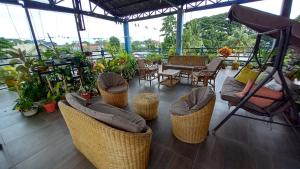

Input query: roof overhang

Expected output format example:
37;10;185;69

0;0;262;22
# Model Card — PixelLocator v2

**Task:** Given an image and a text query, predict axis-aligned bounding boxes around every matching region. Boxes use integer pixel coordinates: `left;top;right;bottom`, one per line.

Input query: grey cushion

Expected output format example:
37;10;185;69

107;85;128;93
221;76;245;103
170;87;215;115
65;93;147;133
97;72;125;90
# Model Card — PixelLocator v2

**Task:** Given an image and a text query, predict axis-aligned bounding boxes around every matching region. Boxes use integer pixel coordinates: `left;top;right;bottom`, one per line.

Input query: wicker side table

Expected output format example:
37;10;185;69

133;93;159;120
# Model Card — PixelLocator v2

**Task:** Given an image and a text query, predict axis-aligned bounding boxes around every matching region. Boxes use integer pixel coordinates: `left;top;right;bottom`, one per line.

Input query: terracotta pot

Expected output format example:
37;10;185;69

43;101;57;113
81;92;92;100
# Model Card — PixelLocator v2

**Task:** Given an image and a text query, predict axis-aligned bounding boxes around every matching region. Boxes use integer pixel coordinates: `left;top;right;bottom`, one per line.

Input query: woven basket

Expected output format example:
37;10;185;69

171;96;216;144
133;93;159;120
97;81;128;108
58;101;152;169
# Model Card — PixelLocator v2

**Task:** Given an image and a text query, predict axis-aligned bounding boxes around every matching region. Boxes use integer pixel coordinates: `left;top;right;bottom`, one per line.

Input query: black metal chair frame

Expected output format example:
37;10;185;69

213;27;300;139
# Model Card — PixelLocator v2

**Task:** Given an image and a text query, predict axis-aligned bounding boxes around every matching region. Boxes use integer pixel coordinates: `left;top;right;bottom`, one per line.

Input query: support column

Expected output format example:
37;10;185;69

271;0;293;63
280;0;293;18
75;19;84;52
123;21;131;53
73;0;84;52
24;7;41;59
176;6;184;55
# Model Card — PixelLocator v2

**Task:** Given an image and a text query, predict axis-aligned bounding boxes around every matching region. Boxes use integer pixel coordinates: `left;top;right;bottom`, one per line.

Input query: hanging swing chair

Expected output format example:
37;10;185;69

213;4;300;136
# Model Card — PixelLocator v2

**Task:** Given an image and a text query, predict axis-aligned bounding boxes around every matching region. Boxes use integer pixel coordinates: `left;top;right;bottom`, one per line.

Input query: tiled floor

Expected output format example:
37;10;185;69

0;68;299;169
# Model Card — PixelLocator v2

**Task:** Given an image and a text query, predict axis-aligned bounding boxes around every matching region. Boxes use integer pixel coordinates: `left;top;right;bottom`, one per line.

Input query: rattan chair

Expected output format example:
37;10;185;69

137;59;158;87
58;101;152;169
170;89;216;144
97;72;128;108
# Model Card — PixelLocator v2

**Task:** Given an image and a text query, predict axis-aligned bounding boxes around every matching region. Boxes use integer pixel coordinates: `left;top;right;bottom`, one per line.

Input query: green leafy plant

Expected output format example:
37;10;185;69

145;53;163;64
14;97;34;112
0;37;13;58
46;82;63;103
73;51;87;66
18;78;48;102
99;50;137;80
42;49;58;60
0;66;18;90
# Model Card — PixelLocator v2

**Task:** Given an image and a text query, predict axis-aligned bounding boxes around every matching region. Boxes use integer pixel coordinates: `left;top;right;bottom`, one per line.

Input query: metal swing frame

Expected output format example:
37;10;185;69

213;26;300;137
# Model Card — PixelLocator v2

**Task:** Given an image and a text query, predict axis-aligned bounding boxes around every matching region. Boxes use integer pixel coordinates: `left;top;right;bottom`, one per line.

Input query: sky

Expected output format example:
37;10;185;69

0;0;299;45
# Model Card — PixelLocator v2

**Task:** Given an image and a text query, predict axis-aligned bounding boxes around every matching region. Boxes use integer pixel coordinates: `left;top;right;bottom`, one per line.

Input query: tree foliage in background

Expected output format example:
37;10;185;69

131;39;160;52
224;26;256;53
183;13;243;53
160;15;177;52
160;13;259;55
0;37;13;58
105;36;121;57
183;20;204;54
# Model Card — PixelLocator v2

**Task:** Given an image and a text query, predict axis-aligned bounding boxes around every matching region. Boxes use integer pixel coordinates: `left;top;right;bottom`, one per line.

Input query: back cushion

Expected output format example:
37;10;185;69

98;72;125;89
235;67;259;84
206;58;222;71
65;93;147;133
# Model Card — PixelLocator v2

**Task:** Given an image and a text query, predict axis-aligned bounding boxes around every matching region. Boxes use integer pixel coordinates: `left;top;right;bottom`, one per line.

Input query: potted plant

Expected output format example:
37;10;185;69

145;53;162;65
33;60;48;72
218;46;233;57
42;92;57;113
0;66;18;90
78;85;92;100
42;81;63;113
14;97;38;117
231;60;240;70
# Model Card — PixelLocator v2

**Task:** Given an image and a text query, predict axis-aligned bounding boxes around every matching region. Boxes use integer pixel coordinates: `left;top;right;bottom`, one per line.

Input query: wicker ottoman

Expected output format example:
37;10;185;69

133;93;159;120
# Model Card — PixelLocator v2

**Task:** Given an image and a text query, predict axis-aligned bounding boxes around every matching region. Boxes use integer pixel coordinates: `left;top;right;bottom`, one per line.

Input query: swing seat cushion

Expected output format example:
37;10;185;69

235;80;283;108
235;67;259;84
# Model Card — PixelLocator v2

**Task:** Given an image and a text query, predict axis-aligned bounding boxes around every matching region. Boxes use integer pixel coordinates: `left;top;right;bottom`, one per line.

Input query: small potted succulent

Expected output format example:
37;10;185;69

14;97;38;117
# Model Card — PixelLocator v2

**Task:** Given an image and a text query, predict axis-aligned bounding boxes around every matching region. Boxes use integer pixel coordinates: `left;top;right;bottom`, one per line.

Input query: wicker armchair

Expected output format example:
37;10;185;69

58;101;152;169
137;59;158;87
170;87;216;144
97;72;128;107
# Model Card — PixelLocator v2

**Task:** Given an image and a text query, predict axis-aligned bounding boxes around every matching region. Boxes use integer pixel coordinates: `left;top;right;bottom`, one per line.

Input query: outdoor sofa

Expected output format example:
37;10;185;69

59;93;152;169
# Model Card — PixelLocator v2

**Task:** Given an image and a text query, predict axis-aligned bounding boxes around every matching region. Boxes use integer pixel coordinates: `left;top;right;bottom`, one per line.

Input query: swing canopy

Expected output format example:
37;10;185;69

228;4;300;49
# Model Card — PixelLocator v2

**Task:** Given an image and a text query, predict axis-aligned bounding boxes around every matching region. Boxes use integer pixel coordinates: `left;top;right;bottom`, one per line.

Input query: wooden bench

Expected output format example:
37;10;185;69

162;55;209;82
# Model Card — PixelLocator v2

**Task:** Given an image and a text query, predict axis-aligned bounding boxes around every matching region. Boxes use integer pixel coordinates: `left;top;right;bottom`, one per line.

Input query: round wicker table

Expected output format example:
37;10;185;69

133;93;159;120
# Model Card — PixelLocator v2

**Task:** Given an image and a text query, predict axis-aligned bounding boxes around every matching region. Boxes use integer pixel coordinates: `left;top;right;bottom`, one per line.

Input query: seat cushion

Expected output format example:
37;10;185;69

170;99;192;115
65;93;147;133
107;85;128;93
170;87;215;115
221;76;245;103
